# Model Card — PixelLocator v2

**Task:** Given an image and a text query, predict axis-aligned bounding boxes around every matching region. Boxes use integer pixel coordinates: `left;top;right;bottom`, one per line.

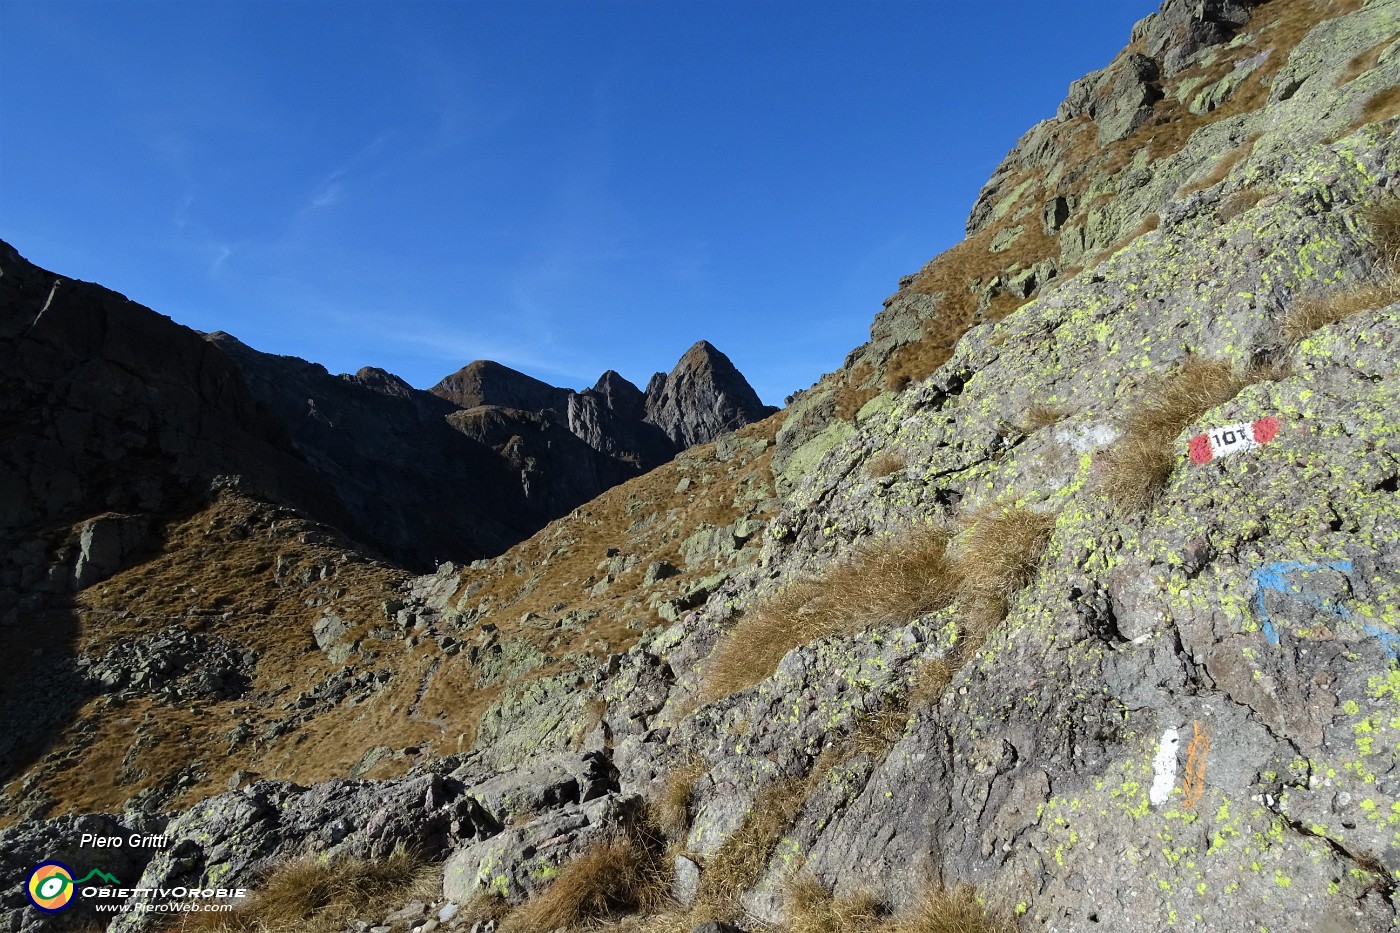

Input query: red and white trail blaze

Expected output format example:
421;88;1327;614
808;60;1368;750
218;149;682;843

1187;417;1280;464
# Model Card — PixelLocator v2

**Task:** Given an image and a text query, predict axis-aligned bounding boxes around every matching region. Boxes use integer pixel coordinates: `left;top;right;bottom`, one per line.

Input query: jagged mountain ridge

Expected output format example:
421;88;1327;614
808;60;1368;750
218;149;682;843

2;0;1400;932
430;344;777;473
0;240;772;571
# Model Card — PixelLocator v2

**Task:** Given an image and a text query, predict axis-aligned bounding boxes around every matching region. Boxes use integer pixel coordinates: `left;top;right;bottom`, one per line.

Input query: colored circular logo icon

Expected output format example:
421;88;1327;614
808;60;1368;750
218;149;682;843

26;861;75;913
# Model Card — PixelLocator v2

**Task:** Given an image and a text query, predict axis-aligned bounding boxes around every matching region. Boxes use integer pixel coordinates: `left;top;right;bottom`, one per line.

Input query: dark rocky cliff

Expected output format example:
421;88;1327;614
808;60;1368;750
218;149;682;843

0;239;355;576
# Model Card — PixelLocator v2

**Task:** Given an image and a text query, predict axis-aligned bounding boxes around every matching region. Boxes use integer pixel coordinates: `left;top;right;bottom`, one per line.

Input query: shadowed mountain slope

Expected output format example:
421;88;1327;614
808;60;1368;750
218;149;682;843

1;242;772;571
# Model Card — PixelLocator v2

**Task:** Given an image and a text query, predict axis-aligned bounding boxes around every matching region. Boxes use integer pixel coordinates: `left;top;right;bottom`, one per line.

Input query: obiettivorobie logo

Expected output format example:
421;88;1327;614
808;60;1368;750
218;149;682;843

24;859;250;917
25;862;121;913
23;833;247;916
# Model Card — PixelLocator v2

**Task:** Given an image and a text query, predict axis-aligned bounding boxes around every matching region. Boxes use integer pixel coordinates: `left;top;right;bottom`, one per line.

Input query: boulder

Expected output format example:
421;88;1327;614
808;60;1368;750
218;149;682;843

442;793;637;904
72;513;148;590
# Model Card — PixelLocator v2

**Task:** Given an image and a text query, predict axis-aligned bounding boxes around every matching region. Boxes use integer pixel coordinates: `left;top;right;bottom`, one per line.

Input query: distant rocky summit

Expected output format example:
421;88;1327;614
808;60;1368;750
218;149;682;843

642;340;776;451
430;342;776;474
3;1;1400;932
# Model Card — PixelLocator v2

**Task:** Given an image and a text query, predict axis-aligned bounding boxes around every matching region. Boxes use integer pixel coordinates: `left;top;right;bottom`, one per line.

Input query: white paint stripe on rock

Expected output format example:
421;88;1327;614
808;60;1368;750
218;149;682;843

1149;727;1181;806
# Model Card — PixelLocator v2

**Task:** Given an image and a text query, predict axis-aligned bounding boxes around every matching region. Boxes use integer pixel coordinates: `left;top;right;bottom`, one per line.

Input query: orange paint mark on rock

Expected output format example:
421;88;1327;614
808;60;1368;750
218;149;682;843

1183;720;1210;810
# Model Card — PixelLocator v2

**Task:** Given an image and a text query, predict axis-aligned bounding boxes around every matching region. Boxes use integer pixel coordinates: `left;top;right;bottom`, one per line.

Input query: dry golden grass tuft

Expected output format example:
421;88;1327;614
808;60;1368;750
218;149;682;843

1095;433;1176;511
1282;283;1399;344
896;884;1018;933
456;891;511;930
1125;358;1249;437
1364;197;1400;271
780;877;1015;933
867;450;908;478
655;758;708;839
1096;358;1266;509
697;772;817;913
955;596;1011;658
1215;187;1268;224
941;504;1057;662
500;819;670;933
783;875;886;933
1018;404;1067;432
702;528;958;700
850;706;913;759
701;580;826;701
791;529;960;627
170;849;435;933
956;506;1057;605
908;658;954;707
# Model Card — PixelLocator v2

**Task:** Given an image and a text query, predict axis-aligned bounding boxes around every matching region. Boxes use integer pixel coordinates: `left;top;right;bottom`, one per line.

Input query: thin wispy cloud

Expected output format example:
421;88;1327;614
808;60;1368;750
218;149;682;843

308;180;345;210
174;193;196;229
209;244;232;275
372;320;597;386
299;132;392;215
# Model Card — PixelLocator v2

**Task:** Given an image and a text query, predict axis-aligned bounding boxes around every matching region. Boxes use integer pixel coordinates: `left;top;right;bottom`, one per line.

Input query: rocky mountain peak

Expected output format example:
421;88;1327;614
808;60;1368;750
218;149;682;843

427;344;772;474
348;366;418;400
589;369;647;420
644;339;777;450
592;368;638;394
429;359;568;412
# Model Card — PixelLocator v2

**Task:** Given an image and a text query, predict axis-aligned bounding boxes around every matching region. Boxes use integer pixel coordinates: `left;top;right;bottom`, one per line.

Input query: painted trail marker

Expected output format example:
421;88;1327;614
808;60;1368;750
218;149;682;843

1250;559;1400;659
1183;721;1209;810
1188;417;1279;464
1149;728;1181;807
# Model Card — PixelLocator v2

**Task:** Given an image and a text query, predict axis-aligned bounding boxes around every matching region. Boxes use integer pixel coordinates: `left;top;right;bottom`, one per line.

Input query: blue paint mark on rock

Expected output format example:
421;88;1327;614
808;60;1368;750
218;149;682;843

1250;559;1397;659
1361;622;1400;660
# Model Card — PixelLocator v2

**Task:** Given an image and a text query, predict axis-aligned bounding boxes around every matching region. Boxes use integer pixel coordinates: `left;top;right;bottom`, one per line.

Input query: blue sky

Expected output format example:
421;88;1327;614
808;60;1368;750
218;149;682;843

2;1;1156;405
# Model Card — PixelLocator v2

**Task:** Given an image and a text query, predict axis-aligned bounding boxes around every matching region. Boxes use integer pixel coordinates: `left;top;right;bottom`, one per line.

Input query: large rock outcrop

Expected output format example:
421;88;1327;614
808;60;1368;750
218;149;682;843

204;332;536;565
3;1;1399;932
0;242;345;542
771;0;1384;489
